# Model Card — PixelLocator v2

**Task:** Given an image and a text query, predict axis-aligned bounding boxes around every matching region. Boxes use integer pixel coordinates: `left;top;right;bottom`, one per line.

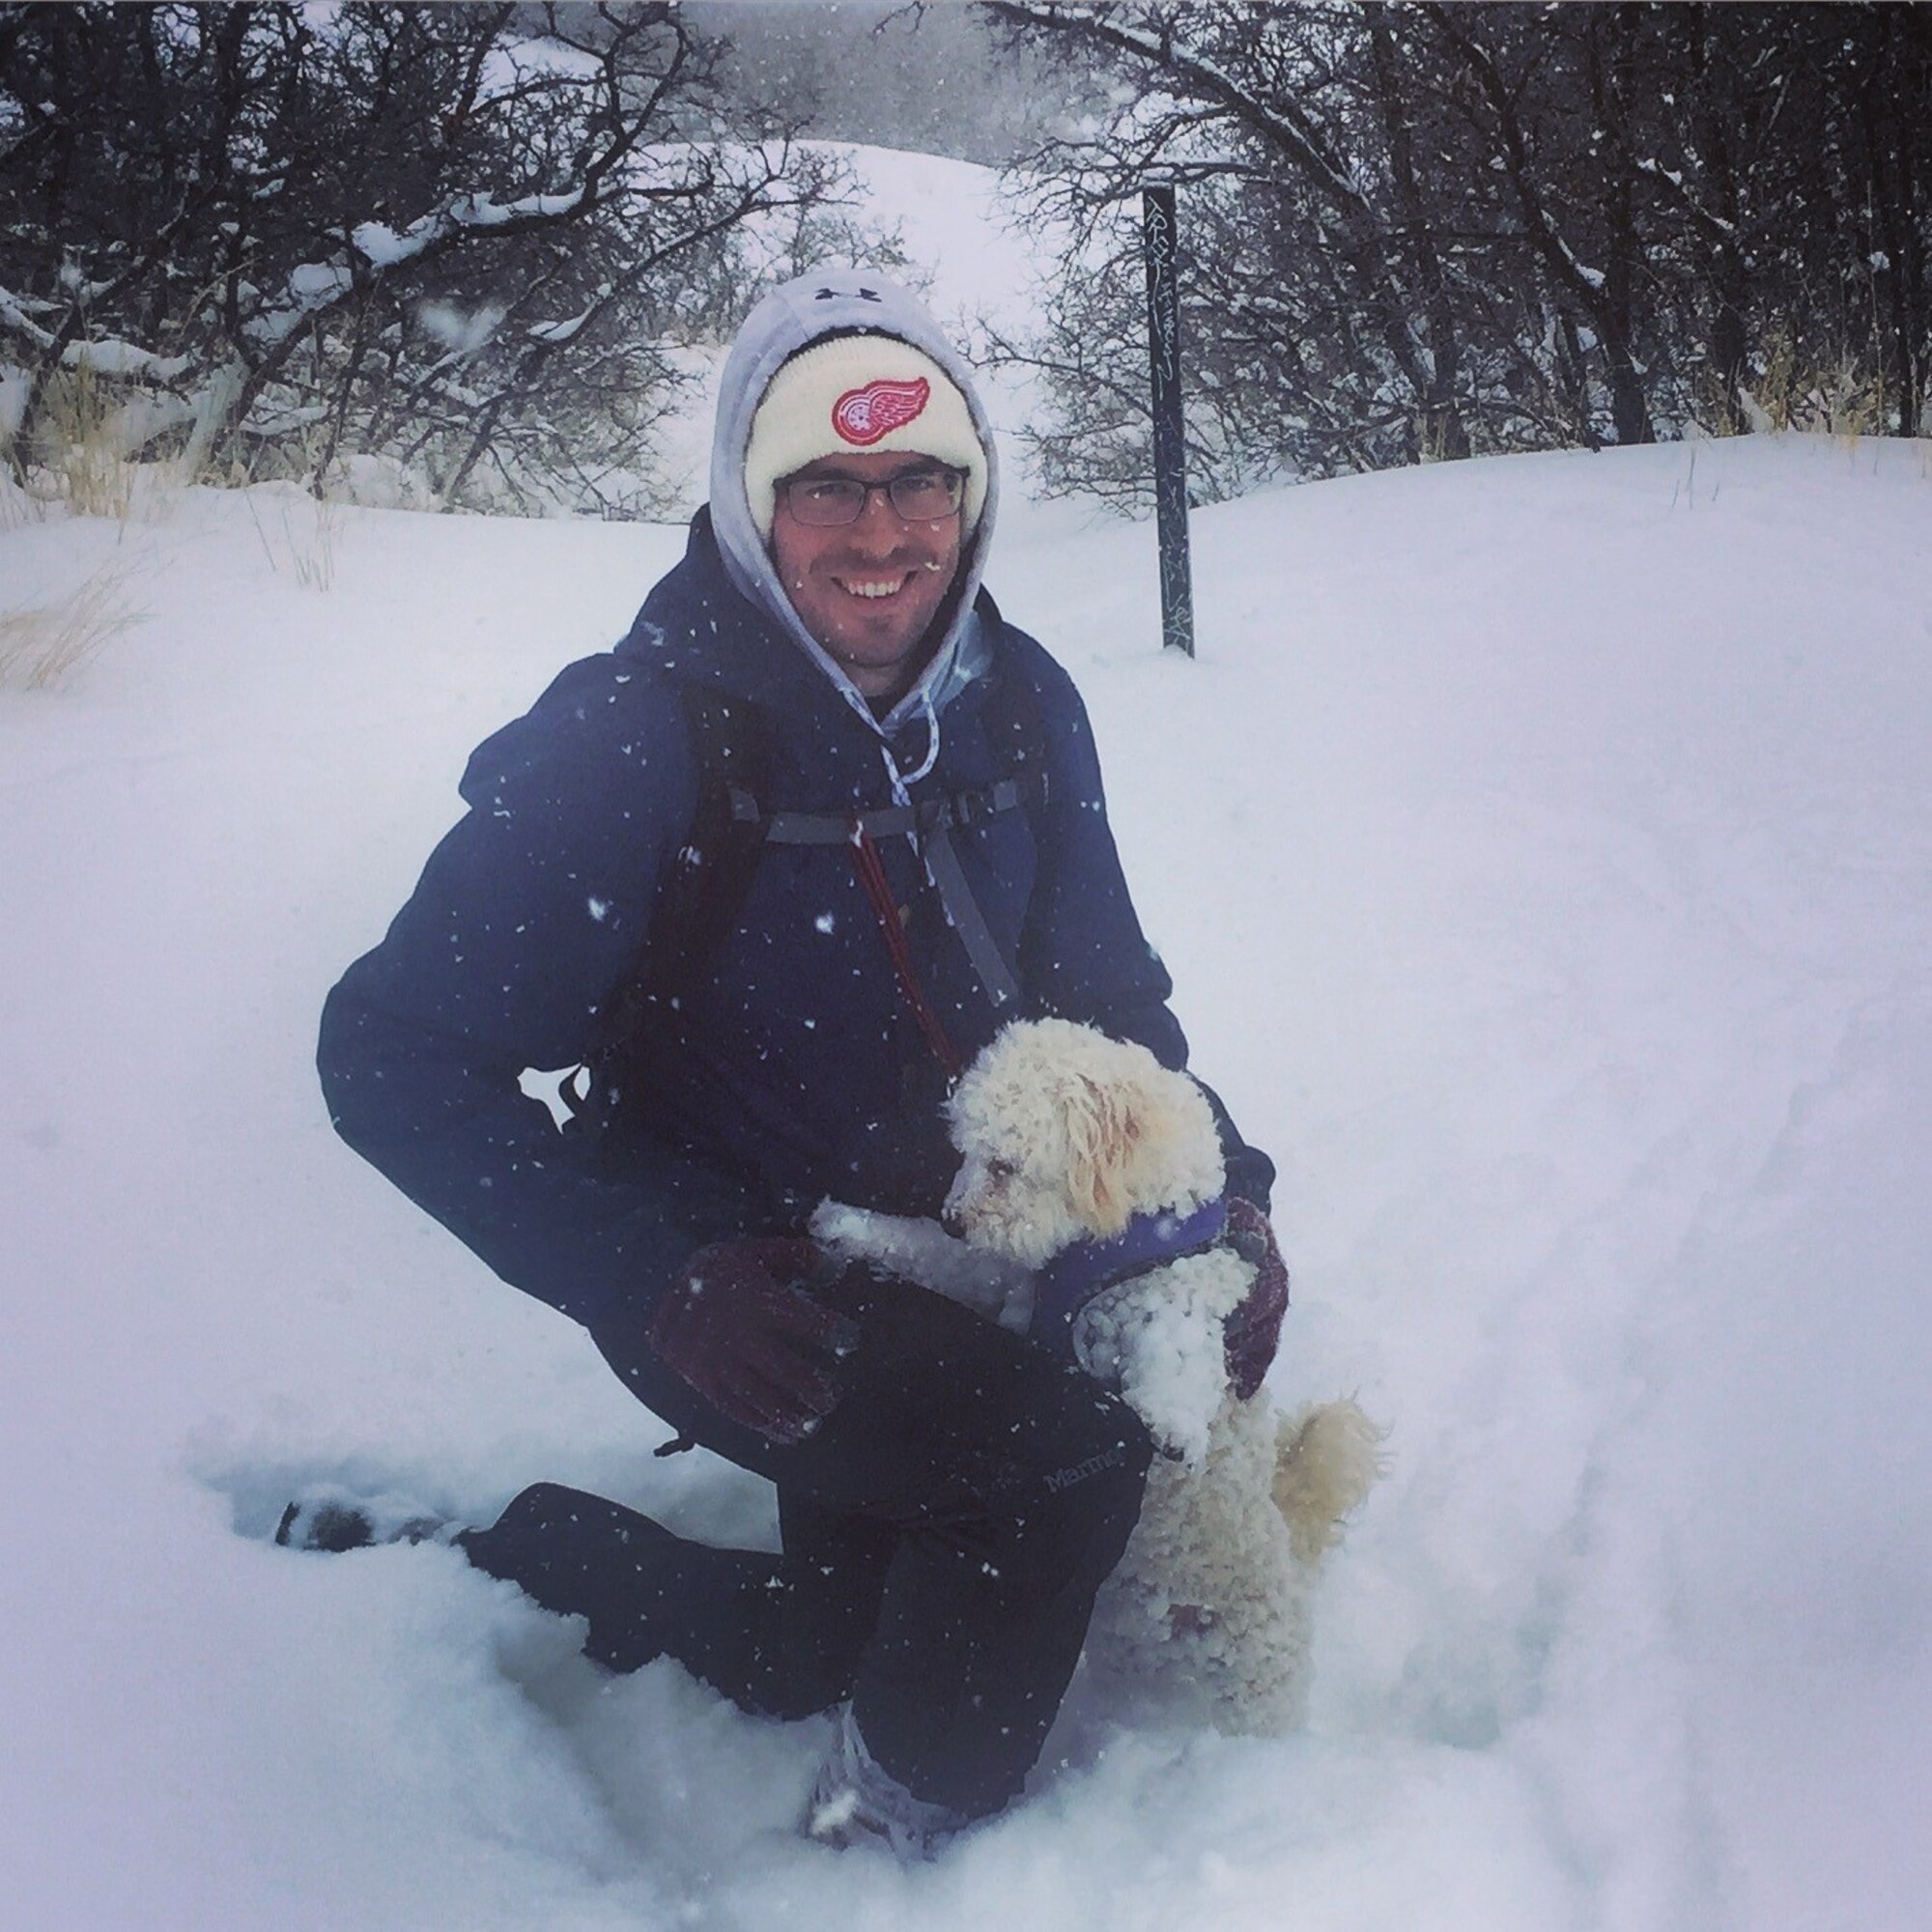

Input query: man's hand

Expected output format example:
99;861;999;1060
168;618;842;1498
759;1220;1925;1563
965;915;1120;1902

645;1236;858;1444
1223;1198;1289;1402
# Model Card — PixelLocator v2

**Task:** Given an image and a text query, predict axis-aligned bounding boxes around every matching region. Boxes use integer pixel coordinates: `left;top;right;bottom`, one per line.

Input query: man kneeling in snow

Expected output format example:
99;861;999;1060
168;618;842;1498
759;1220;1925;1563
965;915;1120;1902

312;270;1281;1857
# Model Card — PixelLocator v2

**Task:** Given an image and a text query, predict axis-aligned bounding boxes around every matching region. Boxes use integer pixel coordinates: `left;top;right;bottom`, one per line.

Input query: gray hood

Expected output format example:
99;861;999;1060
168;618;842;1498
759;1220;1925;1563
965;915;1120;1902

708;269;1001;753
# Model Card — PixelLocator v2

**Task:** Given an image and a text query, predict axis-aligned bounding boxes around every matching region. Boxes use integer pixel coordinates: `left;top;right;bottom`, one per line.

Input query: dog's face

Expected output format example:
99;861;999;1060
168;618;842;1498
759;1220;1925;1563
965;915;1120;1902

944;1019;1226;1267
944;1125;1092;1268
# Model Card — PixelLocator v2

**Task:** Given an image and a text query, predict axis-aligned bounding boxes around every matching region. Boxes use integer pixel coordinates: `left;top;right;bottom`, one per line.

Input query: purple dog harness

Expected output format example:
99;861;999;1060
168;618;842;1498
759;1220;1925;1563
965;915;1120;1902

1031;1195;1230;1354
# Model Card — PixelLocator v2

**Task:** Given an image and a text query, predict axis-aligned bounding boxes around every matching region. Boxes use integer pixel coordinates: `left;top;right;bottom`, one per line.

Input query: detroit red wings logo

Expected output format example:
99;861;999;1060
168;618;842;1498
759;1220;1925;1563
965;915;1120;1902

832;377;930;445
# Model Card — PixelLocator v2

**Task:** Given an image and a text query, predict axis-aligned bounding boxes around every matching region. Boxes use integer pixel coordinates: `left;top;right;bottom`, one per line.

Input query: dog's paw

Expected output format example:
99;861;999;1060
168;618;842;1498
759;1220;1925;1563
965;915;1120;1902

809;1198;878;1258
809;1200;1032;1325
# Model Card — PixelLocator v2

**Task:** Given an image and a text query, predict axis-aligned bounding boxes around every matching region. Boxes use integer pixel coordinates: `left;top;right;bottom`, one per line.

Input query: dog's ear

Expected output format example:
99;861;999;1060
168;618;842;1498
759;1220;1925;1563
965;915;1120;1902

1066;1072;1144;1238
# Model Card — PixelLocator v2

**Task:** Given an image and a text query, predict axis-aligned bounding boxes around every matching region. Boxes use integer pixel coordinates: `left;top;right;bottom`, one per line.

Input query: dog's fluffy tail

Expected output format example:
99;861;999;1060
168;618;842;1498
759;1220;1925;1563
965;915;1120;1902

1272;1400;1388;1562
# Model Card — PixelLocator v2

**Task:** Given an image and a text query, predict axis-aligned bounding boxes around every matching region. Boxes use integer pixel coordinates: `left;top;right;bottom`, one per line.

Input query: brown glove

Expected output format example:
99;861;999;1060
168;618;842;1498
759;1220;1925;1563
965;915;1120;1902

1223;1197;1290;1402
646;1236;857;1445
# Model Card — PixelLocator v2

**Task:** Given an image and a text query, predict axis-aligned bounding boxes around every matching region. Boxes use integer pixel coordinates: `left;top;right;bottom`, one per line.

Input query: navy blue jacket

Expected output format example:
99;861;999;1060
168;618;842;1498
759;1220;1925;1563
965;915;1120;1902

318;514;1271;1332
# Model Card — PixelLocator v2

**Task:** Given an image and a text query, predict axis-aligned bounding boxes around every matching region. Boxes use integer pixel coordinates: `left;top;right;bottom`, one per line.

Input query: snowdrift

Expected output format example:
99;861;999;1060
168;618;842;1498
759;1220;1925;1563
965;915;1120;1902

4;430;1929;1930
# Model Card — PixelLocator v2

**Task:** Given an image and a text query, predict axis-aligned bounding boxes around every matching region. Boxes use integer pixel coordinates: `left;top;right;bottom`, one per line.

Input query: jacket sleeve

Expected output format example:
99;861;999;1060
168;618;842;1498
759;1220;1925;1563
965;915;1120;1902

1016;652;1277;1211
317;655;759;1330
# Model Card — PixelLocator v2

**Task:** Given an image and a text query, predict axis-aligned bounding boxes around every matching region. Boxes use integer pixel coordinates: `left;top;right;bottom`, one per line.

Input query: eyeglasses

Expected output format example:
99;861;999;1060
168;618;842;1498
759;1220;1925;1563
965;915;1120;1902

780;467;965;527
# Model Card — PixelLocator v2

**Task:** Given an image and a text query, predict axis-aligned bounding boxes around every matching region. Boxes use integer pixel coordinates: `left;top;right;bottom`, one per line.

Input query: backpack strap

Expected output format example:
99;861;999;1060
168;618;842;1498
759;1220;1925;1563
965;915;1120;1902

753;770;1041;846
645;687;771;1011
750;656;1052;1018
560;685;770;1127
564;651;1051;1121
914;652;1049;1011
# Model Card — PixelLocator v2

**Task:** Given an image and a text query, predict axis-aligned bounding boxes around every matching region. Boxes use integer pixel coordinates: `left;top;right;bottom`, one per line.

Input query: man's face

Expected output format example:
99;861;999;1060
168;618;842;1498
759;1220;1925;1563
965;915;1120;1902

769;450;965;700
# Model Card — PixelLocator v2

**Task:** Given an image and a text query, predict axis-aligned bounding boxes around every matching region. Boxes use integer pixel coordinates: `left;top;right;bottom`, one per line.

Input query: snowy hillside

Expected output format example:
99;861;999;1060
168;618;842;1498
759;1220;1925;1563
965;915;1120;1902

652;143;1052;509
5;424;1929;1931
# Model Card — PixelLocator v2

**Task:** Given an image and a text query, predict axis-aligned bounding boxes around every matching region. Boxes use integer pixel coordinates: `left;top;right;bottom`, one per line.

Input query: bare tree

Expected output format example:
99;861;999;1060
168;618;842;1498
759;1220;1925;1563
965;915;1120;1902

0;2;863;512
979;2;1932;507
985;0;1482;496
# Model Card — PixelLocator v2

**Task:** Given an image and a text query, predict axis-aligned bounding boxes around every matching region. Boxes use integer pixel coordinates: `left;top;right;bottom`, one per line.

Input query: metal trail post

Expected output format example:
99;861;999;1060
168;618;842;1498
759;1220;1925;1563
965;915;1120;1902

1141;182;1194;657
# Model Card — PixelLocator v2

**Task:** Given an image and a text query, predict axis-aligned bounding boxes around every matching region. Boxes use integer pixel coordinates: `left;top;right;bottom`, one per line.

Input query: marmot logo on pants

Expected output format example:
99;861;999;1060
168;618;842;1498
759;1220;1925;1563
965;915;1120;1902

832;377;929;446
1044;1443;1128;1494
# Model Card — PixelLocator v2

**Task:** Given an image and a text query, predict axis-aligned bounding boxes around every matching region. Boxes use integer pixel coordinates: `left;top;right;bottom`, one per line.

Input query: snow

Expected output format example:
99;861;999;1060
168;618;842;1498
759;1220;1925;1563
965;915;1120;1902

60;337;196;384
246;259;357;348
0;360;28;442
419;298;508;356
351;218;419;268
5;145;1932;1929
1;277;58;347
354;186;590;272
1075;1250;1247;1464
527;303;596;347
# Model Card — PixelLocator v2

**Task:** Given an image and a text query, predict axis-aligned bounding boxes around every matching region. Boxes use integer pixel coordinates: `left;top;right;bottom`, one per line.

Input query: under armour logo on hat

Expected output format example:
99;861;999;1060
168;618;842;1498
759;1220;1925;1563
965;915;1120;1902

833;377;930;446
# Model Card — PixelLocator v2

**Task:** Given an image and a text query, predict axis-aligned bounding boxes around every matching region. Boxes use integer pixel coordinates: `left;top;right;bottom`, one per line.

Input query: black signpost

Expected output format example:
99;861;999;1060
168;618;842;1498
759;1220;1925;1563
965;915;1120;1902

1141;182;1194;657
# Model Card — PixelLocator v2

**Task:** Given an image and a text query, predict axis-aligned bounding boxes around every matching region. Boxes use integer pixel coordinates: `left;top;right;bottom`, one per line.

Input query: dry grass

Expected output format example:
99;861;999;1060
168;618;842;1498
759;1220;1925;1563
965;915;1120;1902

11;361;203;523
0;557;143;691
1740;333;1890;439
244;484;342;591
31;363;140;517
0;470;43;532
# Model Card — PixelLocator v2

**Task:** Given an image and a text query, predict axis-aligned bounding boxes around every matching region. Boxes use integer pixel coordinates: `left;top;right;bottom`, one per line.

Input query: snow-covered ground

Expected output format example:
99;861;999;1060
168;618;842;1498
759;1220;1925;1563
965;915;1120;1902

7;420;1927;1932
6;144;1932;1930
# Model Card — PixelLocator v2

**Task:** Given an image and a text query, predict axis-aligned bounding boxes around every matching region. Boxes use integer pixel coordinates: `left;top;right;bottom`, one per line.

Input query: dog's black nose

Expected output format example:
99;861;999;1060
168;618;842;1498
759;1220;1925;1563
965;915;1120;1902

941;1206;965;1238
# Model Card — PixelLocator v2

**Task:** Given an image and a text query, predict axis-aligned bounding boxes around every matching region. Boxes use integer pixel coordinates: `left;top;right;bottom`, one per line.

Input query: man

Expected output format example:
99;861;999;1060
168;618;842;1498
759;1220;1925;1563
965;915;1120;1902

311;270;1283;1856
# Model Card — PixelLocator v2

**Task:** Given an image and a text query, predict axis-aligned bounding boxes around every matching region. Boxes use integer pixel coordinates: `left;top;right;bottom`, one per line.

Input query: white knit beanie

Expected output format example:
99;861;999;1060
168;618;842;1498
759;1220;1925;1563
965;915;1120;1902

743;333;988;542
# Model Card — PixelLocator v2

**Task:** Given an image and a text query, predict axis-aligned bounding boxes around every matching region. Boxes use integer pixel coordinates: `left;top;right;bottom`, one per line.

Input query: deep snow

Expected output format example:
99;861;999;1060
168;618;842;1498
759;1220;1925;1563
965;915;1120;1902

5;153;1932;1932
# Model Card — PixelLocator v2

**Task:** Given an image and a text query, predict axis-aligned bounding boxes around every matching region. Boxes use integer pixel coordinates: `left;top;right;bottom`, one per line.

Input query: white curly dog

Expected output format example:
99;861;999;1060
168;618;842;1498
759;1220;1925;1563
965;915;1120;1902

813;1017;1383;1736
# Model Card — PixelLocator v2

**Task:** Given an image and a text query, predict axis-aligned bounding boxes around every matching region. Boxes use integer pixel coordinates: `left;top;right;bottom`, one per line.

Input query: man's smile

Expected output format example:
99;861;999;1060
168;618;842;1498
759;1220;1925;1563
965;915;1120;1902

770;451;965;697
833;570;921;601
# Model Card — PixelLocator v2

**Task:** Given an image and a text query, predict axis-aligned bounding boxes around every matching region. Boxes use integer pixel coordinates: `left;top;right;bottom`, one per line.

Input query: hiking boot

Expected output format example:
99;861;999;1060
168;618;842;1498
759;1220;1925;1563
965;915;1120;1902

800;1707;974;1861
274;1488;455;1552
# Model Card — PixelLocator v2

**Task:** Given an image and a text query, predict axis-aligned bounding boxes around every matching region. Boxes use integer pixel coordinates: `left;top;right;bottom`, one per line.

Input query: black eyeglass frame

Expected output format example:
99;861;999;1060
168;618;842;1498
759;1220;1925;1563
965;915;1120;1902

778;465;966;528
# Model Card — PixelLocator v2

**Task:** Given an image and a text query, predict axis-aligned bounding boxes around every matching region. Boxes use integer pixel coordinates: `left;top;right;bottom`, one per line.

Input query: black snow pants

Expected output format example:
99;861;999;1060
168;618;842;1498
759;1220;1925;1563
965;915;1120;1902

458;1269;1154;1819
